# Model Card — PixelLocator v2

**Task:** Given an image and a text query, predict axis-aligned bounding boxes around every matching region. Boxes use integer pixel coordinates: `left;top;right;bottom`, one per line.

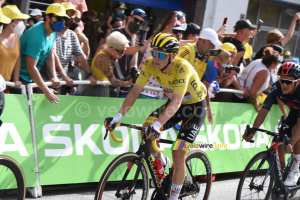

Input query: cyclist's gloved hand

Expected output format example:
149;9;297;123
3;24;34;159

242;125;255;143
104;113;123;131
129;68;140;84
146;121;162;140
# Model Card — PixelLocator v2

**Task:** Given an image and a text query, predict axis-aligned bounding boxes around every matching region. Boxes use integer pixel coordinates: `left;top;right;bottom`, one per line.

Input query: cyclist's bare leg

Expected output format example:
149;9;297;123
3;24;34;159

277;144;286;169
290;119;300;154
172;150;187;184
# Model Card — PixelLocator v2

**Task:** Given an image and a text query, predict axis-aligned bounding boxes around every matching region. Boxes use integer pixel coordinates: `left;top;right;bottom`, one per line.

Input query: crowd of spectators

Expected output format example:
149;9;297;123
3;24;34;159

0;0;300;117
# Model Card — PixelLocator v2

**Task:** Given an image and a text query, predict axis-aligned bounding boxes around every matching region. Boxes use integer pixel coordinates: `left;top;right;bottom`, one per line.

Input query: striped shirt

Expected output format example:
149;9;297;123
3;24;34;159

40;29;83;81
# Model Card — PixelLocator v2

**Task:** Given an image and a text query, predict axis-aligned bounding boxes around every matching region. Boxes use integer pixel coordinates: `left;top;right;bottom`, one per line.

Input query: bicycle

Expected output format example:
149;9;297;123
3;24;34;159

0;155;26;200
94;122;212;200
236;122;300;200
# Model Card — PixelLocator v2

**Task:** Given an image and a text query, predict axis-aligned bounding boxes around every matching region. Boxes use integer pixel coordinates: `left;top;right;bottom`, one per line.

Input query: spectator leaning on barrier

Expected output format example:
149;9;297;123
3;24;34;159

0;6;23;91
109;8;147;97
16;3;70;103
233;47;280;112
82;31;133;97
218;19;256;68
40;2;96;95
178;28;231;124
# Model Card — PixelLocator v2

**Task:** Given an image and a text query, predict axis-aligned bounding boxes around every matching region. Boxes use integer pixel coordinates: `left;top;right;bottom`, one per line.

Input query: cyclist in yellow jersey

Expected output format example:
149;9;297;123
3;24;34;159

105;33;207;200
83;31;133;96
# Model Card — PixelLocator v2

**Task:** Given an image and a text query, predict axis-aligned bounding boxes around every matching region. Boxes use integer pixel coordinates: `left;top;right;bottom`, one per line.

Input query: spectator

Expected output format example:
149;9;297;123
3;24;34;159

182;23;201;40
14;3;70;103
233;47;280;111
109;8;147;97
254;12;300;60
219;19;256;67
178;28;231;124
177;11;186;29
40;2;96;95
0;5;23;91
106;2;126;36
82;31;132;96
170;20;185;41
27;9;43;29
0;74;5;126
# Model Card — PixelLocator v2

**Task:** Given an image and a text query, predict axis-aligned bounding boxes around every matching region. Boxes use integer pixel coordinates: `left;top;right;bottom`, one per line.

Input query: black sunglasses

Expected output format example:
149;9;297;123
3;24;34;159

71;16;81;23
173;29;183;34
114;47;126;54
133;17;145;25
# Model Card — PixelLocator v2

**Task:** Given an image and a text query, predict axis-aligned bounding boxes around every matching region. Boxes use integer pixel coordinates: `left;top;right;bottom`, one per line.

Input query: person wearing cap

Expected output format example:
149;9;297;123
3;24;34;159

0;5;29;92
178;28;231;124
40;2;96;95
15;3;70;103
219;19;256;68
183;22;201;40
254;12;300;60
27;8;43;29
106;1;126;35
171;20;185;41
107;8;147;97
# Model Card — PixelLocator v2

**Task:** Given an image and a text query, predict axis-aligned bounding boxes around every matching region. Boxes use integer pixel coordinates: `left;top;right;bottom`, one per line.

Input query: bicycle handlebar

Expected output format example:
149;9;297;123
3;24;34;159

104;121;164;152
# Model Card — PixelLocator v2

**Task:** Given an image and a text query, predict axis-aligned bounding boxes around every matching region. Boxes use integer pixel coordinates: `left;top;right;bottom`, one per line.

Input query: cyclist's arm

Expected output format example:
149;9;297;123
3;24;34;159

157;93;183;125
252;108;269;129
119;84;143;116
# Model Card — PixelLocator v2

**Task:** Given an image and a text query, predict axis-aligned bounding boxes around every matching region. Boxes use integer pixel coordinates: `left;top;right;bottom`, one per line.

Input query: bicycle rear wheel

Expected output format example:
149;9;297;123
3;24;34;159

94;153;149;200
236;151;275;200
0;155;26;200
180;150;212;200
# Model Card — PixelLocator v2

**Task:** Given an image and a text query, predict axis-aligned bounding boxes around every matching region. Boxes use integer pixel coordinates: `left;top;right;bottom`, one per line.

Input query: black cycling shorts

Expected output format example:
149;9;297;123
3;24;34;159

146;99;207;144
279;109;300;138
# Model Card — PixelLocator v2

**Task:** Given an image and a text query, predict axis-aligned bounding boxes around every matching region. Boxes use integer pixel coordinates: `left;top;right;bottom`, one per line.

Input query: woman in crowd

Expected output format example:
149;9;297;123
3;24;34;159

233;47;280;111
82;31;132;96
0;5;29;91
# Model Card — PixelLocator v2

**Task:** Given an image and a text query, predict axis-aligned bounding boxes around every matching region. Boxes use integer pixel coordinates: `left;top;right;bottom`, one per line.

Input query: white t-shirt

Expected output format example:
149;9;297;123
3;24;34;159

0;75;5;92
236;59;270;98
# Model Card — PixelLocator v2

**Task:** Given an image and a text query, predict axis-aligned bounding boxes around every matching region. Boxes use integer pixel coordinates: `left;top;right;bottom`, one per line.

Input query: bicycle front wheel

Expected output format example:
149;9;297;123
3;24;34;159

0;155;26;200
94;153;149;200
236;151;275;200
181;150;212;200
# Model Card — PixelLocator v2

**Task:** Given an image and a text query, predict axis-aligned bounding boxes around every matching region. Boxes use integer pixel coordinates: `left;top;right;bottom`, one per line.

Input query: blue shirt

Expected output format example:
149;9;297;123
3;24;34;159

20;21;56;82
202;60;218;85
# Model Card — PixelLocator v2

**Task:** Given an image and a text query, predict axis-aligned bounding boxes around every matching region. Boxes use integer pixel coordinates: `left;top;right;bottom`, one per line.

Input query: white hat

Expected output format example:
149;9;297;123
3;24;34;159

197;28;222;49
29;8;42;16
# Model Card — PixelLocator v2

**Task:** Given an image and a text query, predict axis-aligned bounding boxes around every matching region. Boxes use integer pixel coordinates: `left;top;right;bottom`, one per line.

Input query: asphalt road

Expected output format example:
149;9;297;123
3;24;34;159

24;173;241;200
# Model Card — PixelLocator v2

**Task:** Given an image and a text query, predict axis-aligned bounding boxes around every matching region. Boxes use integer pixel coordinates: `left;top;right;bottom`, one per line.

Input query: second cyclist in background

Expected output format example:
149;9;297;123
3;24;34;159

244;62;300;186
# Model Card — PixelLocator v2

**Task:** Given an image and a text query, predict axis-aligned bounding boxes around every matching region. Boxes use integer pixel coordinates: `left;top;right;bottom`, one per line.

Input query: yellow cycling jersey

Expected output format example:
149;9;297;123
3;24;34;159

178;43;212;80
136;57;207;104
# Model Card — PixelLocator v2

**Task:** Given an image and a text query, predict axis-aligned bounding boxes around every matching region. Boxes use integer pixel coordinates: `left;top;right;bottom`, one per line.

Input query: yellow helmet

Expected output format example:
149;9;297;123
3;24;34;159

46;3;70;18
151;33;179;53
2;5;29;20
221;42;237;53
62;2;78;13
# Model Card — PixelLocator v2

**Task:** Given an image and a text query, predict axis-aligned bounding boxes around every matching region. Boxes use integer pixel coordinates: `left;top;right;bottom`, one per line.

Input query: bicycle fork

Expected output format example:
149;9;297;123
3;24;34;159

115;153;145;199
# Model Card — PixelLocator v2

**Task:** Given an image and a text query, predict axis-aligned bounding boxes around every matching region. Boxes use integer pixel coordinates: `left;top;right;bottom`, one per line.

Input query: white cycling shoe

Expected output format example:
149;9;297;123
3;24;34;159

284;170;300;186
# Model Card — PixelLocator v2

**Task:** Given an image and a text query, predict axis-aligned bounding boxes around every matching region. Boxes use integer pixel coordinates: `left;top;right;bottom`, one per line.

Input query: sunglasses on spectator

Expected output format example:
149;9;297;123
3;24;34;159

133;17;145;25
279;79;297;85
113;47;126;54
173;30;183;34
151;51;171;60
71;16;81;23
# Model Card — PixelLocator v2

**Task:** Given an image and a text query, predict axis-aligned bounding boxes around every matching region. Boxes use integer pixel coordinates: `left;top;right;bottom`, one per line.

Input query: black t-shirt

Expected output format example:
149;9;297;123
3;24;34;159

111;28;136;80
223;36;245;67
254;47;265;60
262;81;300;111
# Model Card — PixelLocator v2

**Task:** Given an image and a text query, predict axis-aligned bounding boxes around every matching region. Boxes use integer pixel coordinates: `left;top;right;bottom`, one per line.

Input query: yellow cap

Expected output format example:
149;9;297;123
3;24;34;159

46;3;70;18
62;2;78;13
221;42;237;53
2;5;29;20
0;7;11;24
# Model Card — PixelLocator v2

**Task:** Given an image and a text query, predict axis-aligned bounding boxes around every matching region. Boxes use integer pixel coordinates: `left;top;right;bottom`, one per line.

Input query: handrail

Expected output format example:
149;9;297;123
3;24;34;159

27;81;245;95
5;81;27;95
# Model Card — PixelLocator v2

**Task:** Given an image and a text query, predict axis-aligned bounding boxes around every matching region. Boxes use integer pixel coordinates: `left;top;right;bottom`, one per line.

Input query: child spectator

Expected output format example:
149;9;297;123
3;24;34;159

106;2;126;36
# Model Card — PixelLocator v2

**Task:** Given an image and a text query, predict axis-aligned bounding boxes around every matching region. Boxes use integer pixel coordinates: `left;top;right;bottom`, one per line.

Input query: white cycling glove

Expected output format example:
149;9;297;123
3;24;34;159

110;113;123;125
146;121;162;139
